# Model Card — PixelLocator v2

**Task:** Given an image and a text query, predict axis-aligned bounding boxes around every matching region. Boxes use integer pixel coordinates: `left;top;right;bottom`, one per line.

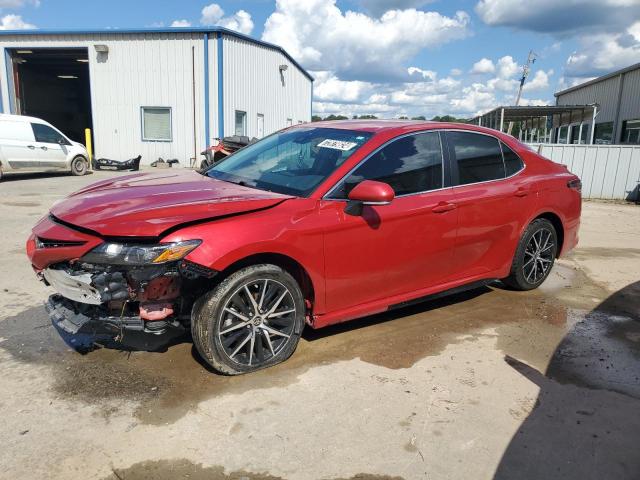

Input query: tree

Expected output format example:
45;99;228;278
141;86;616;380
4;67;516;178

431;115;469;123
311;115;323;122
411;115;426;120
323;114;349;121
398;116;409;119
354;114;378;119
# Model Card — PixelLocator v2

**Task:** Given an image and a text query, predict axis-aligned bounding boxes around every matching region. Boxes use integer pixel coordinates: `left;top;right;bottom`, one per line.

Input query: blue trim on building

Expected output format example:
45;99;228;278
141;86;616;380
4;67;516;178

4;48;14;113
203;33;210;147
217;32;224;137
0;26;314;82
0;50;4;113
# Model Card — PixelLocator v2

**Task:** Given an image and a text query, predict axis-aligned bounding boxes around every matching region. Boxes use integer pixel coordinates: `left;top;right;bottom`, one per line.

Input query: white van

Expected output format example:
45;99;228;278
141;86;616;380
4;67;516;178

0;114;89;180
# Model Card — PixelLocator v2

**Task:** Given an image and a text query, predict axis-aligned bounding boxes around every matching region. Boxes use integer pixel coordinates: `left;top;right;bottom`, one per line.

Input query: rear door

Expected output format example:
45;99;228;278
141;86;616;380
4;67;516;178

445;130;533;280
321;130;458;313
31;122;70;169
0;119;40;170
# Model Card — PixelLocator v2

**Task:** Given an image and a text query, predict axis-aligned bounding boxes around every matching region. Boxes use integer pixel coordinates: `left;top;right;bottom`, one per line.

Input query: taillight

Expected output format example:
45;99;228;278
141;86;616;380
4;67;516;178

567;179;582;193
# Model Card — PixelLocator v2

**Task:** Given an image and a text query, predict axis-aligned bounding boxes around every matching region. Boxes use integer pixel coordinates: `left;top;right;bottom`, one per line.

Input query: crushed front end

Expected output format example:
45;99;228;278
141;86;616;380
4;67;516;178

27;215;216;337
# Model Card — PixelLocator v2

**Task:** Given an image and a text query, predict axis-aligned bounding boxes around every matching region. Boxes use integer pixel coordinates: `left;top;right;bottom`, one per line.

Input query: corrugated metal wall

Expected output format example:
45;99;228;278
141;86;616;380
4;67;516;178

556;75;621;123
538;144;640;201
222;35;311;138
0;33;207;165
619;68;640;121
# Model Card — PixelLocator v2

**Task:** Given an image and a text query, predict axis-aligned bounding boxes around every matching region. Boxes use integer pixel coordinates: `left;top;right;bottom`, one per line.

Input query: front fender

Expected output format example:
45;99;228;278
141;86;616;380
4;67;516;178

162;198;327;312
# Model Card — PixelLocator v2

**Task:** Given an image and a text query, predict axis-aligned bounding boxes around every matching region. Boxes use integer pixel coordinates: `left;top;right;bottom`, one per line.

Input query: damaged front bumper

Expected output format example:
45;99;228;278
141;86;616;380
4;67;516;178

46;294;145;335
41;260;217;336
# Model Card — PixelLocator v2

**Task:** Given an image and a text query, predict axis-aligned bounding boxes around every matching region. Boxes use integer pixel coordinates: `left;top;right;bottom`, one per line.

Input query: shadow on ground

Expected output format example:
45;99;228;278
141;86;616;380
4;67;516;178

494;281;640;480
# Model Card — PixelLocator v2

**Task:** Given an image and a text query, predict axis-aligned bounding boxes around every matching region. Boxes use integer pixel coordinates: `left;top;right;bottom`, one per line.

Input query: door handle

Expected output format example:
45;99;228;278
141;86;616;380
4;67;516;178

40;146;48;151
27;145;35;149
432;202;457;213
514;187;529;197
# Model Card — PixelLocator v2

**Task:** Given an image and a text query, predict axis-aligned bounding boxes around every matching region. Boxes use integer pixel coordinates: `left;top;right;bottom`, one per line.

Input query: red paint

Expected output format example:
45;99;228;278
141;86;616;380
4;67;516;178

348;180;395;203
27;121;581;329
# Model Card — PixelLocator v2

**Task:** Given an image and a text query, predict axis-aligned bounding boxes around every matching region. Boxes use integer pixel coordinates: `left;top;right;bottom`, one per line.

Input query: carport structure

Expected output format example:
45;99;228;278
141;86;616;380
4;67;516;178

472;105;598;144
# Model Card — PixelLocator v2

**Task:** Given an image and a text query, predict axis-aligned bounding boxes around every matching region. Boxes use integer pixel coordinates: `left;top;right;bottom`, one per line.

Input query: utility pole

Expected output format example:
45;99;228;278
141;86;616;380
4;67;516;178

507;50;538;135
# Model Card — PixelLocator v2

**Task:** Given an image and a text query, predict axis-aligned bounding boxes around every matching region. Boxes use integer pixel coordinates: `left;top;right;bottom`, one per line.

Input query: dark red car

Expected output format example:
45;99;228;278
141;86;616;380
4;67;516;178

27;121;581;374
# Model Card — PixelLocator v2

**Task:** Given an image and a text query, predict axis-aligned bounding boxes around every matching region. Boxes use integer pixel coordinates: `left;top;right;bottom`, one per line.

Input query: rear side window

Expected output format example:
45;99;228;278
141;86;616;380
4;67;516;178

501;142;524;176
1;120;35;141
32;123;67;144
449;131;505;185
331;131;443;198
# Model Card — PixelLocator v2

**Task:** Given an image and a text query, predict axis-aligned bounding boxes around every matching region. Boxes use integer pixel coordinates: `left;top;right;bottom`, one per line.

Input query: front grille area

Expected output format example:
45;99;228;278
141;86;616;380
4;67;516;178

36;237;87;249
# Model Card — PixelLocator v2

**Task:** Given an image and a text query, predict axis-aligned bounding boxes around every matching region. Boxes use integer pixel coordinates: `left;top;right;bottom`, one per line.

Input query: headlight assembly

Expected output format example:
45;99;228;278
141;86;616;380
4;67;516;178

81;240;202;266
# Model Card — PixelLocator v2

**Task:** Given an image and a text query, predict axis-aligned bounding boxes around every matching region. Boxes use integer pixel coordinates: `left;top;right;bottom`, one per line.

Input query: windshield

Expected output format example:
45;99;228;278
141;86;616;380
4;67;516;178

206;127;373;196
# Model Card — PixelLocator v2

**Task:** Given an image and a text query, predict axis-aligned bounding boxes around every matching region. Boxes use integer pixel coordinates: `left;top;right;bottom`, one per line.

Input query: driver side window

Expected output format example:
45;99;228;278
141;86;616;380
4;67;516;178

329;131;443;198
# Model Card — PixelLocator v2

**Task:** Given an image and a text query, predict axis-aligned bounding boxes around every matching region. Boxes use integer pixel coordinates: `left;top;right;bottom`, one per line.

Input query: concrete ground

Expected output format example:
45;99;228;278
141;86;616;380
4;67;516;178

0;170;639;480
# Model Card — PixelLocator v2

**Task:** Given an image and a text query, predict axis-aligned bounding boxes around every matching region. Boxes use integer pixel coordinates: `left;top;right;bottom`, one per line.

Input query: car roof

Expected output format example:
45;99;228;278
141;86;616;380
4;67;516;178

298;119;504;137
0;113;47;124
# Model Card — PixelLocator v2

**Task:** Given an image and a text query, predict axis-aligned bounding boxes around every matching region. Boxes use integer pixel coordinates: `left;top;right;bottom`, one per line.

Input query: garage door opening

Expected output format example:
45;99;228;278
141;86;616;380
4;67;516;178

8;48;92;144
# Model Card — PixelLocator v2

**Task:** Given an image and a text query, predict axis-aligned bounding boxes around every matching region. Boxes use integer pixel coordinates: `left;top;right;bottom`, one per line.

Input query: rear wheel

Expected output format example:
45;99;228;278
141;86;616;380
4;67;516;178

71;156;88;176
191;264;305;375
504;218;558;291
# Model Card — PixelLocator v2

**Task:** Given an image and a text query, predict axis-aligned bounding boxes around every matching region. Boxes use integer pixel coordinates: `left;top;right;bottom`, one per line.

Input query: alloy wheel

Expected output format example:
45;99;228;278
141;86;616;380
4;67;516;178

522;227;555;284
217;279;297;366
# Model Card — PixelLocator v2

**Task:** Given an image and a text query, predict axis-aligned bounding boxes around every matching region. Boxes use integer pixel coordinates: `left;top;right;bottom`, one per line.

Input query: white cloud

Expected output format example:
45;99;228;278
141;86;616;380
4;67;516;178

475;0;640;35
200;3;254;35
170;19;191;27
496;55;519;79
0;14;35;29
565;22;640;78
523;69;553;91
470;57;495;74
0;0;39;8
450;68;463;76
312;71;373;103
358;0;434;16
262;0;469;78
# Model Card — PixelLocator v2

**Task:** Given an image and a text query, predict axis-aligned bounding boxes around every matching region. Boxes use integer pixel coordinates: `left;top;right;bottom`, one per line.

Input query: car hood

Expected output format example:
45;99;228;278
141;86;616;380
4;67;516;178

50;170;293;238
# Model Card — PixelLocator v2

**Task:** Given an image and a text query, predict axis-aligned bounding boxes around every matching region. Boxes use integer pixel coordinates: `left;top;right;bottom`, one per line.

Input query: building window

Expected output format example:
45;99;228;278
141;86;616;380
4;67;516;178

141;107;172;142
557;125;568;144
621;119;640;144
235;110;246;136
594;122;614;145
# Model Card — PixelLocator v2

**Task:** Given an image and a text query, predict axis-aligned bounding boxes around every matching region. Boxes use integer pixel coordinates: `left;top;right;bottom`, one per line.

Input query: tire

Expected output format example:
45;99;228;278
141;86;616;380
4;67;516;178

71;156;88;176
503;218;558;291
191;264;305;375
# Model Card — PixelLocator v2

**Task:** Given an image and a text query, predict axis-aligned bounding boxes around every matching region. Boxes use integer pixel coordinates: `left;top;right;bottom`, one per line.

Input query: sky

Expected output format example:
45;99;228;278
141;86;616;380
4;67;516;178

1;0;640;119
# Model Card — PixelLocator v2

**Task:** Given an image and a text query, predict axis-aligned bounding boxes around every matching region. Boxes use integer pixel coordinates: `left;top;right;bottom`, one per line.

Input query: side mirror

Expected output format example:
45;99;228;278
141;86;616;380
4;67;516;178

345;180;395;216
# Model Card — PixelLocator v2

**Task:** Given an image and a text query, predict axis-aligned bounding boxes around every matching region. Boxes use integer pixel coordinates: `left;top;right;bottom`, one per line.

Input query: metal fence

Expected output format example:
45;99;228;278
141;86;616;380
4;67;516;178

532;144;640;202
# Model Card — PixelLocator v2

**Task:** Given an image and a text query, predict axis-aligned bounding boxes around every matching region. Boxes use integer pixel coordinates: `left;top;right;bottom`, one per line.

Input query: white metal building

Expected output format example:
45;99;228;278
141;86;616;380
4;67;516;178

0;27;313;165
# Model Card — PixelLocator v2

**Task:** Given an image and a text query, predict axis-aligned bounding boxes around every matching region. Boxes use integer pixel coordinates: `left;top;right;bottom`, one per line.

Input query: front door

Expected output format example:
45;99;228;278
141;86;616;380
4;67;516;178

257;114;264;138
0;119;40;169
31;122;69;169
321;131;458;313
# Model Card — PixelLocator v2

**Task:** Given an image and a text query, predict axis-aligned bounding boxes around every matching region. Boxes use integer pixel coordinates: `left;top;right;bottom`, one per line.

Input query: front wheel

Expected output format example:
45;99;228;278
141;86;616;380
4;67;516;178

191;264;305;375
71;156;88;176
503;218;558;291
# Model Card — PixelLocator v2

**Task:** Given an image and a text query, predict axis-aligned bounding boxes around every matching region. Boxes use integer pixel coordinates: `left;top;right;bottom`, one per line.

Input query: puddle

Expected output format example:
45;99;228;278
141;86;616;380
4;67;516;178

105;459;404;480
1;263;638;425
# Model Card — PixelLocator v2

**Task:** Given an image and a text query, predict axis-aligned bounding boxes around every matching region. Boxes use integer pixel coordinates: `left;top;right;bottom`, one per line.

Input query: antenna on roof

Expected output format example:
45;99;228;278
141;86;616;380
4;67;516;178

507;50;538;135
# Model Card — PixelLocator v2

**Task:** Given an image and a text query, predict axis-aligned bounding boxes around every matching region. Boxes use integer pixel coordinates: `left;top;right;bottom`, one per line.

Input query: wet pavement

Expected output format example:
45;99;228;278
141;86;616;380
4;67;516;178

0;171;638;479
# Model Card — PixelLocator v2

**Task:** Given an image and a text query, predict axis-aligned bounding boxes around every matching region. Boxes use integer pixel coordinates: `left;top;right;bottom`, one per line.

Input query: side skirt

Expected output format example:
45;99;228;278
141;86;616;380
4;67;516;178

388;279;497;311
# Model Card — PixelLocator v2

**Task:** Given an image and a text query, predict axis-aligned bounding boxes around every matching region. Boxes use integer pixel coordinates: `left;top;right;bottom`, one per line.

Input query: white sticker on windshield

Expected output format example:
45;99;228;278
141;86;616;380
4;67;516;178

317;139;358;151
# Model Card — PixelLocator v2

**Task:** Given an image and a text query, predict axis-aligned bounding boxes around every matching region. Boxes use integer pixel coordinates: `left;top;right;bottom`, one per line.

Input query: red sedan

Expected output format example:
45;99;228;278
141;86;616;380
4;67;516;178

27;120;581;374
